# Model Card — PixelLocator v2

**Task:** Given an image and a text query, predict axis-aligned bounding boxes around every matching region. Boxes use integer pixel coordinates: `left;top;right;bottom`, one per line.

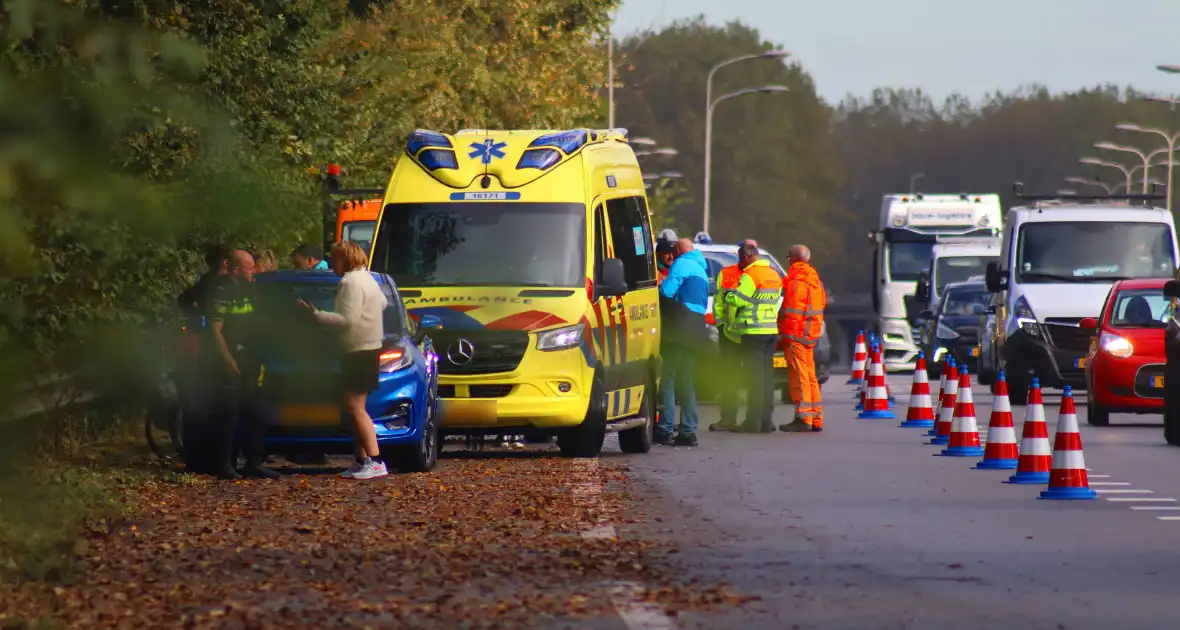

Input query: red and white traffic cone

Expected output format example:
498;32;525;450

899;352;935;428
927;359;958;444
975;370;1019;469
925;358;950;436
858;346;895;419
1039;386;1097;500
1006;377;1051;484
846;330;867;385
938;366;984;457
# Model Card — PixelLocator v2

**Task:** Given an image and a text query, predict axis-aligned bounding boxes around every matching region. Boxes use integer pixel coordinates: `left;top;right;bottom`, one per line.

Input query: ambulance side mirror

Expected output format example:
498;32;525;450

914;276;931;305
596;258;628;299
985;262;1006;293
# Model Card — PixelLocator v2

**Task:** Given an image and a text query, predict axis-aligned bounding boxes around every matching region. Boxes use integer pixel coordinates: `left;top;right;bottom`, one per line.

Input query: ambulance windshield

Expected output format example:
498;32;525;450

370;202;586;287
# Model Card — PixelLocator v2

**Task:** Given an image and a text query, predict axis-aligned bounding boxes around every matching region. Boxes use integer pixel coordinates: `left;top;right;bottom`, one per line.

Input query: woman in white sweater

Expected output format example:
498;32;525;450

299;241;389;480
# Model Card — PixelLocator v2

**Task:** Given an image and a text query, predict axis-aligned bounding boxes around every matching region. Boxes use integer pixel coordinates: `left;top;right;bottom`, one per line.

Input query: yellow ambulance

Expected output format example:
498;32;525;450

368;129;661;457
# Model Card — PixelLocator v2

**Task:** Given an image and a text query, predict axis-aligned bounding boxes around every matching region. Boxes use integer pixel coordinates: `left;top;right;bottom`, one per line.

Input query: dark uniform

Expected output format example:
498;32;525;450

176;272;227;473
203;280;271;478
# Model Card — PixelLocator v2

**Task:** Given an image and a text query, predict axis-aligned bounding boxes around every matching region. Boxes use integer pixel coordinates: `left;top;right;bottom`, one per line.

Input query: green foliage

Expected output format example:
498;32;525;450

612;18;849;275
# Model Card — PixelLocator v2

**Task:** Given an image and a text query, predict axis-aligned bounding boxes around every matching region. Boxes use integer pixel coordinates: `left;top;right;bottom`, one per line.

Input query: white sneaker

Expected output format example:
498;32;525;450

352;460;389;480
338;461;364;479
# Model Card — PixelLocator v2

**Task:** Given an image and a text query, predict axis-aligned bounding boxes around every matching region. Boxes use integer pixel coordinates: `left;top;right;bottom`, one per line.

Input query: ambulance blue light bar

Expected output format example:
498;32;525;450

517;148;562;171
407;130;452;155
528;130;588;154
418;149;458;171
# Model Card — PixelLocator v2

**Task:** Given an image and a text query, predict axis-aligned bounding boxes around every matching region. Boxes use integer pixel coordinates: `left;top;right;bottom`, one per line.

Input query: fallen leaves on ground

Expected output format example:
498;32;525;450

1;450;756;628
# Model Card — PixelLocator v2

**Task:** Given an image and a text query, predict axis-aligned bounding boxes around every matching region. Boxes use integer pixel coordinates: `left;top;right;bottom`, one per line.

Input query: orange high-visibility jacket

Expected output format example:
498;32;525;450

780;261;826;344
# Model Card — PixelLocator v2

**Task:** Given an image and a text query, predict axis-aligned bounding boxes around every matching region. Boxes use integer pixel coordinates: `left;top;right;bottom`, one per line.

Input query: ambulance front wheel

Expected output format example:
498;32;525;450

558;372;607;458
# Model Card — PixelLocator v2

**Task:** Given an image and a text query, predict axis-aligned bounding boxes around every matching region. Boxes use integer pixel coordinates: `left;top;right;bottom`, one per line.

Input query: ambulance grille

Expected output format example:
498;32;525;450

429;330;529;375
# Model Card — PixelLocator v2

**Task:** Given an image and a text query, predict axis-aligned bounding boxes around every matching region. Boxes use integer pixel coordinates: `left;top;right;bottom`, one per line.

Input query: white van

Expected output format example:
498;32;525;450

985;186;1178;403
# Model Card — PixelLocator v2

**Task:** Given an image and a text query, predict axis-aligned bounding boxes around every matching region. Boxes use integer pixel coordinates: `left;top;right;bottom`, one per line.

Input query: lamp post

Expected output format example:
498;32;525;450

1093;141;1169;193
1157;65;1180;74
703;85;790;233
702;51;790;232
1079;156;1134;193
1116;123;1180;211
909;172;925;194
1065;176;1115;194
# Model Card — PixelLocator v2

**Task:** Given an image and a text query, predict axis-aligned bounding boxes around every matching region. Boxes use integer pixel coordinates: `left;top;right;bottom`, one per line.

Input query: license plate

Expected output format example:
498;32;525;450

1074;357;1087;369
773;356;788;368
1153;375;1166;388
970;347;980;357
275;404;339;426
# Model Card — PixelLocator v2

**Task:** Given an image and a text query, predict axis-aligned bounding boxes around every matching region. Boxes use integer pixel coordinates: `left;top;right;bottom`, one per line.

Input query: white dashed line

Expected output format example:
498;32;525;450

1095;489;1155;494
1106;497;1177;502
1088;474;1111;478
1088;482;1132;486
1155;516;1180;521
1131;506;1180;510
565;459;679;630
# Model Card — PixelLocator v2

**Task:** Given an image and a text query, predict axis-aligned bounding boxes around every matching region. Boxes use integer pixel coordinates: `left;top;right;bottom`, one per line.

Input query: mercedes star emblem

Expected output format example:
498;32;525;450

447;339;475;365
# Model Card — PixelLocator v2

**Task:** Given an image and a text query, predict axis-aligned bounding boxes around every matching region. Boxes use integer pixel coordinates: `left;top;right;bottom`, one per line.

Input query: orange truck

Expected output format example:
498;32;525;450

320;163;383;255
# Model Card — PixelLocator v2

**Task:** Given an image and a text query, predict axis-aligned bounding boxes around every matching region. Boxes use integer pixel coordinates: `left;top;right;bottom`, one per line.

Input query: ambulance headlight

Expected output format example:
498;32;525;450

537;324;585;351
978;215;991;227
892;215;905;226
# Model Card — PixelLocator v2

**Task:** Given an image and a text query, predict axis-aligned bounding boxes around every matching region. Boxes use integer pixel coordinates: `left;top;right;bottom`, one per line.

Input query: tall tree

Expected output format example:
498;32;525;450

612;18;849;275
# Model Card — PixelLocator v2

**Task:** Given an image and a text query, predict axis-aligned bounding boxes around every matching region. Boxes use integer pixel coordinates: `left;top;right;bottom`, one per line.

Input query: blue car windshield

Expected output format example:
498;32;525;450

255;280;405;335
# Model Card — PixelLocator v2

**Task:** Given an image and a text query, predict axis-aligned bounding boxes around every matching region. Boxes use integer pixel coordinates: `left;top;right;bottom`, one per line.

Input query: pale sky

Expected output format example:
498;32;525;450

615;0;1180;105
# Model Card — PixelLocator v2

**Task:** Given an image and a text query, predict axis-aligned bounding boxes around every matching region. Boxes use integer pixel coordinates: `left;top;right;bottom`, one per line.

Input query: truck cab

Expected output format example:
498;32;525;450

985;185;1178;403
871;193;1001;372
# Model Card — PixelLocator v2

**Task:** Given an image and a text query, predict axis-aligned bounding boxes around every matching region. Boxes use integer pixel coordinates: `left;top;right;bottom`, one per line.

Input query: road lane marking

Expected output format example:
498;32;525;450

608;583;679;630
1131;506;1180;510
1088;474;1111;478
1106;497;1176;502
1155;516;1180;521
1095;489;1154;494
1088;482;1132;486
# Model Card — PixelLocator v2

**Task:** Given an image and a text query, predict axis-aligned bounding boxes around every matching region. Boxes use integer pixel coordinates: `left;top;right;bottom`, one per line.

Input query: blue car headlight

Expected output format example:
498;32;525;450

935;319;960;340
379;346;413;373
536;324;584;351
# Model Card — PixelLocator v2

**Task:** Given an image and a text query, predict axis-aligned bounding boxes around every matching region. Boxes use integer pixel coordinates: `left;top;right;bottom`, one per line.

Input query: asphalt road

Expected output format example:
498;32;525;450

615;376;1180;629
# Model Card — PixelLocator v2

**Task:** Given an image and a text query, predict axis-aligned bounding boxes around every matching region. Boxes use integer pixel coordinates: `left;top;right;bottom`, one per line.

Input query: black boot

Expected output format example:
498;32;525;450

242;461;281;479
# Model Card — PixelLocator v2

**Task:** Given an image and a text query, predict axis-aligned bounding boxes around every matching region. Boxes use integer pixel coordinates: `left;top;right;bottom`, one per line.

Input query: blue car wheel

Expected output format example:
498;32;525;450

391;392;440;473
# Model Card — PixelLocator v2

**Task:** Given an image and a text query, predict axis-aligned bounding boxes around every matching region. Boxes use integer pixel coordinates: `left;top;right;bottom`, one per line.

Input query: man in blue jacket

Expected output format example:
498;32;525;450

655;238;710;446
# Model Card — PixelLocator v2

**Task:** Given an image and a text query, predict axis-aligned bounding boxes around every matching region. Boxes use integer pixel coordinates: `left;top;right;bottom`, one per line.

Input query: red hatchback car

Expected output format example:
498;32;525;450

1081;278;1171;426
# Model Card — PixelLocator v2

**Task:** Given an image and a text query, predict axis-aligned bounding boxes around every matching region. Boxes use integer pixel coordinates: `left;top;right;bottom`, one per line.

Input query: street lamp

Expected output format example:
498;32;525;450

1079;156;1134;193
909;172;925;194
635;148;679;157
1065;176;1115;194
1116;122;1180;212
701;50;790;232
630;137;658;147
1157;65;1180;74
703;85;790;233
1093;141;1170;193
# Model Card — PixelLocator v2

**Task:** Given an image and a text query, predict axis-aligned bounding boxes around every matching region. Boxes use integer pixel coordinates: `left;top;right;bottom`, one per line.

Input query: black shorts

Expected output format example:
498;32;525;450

340;349;380;394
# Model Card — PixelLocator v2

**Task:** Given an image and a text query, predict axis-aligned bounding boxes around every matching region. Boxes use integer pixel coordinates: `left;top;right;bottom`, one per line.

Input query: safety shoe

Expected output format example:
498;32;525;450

673;434;699;447
708;421;739;432
778;419;813;433
242;464;281;480
653;433;676;446
811;425;824;433
734;422;765;433
213;465;242;480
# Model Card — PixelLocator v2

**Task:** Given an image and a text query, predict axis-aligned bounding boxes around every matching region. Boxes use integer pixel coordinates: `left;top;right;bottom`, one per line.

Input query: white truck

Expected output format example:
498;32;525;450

870;193;1002;372
984;184;1178;404
913;237;1002;374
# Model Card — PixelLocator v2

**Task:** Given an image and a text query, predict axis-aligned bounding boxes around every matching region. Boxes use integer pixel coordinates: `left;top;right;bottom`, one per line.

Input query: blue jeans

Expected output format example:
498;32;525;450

657;342;699;438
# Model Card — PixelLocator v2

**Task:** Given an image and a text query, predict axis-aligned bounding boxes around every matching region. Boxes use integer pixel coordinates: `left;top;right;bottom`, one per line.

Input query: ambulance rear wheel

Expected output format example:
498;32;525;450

558;374;607;458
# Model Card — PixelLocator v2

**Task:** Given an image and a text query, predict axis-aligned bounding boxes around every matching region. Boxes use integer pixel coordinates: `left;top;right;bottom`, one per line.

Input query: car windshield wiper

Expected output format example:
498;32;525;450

1019;272;1088;283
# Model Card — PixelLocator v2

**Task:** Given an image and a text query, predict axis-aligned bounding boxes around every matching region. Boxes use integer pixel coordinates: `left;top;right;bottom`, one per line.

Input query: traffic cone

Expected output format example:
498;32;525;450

855;342;876;411
975;370;1019;469
846;330;866;385
1005;378;1051;485
1039;386;1097;500
927;358;958;444
925;356;951;436
858;346;895;419
938;366;984;457
899;352;935;428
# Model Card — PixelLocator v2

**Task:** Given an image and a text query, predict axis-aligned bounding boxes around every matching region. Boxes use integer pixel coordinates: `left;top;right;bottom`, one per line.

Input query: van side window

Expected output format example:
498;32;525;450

605;196;656;289
593;203;608;264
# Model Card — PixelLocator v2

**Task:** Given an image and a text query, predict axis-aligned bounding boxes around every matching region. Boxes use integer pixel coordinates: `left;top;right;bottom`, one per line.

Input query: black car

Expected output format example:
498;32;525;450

920;280;990;377
1162;280;1180;445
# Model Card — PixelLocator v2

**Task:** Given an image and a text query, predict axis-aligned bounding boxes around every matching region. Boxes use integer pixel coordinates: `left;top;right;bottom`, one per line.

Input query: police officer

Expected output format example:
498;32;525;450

709;239;758;432
205;250;279;479
725;244;783;433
